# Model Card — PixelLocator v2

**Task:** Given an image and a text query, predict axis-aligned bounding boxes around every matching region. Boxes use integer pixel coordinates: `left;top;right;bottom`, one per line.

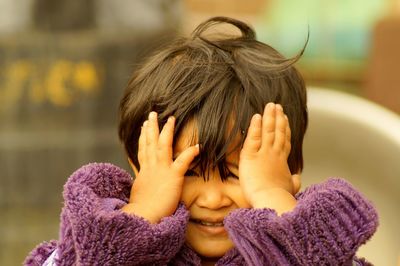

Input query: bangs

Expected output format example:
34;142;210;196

155;52;257;181
189;78;256;181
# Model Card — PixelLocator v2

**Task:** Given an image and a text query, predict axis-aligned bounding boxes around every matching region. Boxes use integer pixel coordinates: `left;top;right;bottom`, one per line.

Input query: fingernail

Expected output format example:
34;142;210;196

149;112;157;120
168;116;175;123
143;120;148;127
266;102;274;109
276;104;283;111
253;113;261;120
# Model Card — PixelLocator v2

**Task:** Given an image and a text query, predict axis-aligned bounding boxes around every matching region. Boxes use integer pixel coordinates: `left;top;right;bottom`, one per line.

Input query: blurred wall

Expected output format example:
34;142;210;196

365;15;400;113
0;0;181;264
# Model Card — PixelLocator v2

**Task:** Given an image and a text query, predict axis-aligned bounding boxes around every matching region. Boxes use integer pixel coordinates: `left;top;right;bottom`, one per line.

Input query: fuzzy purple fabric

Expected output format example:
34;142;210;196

24;240;57;265
24;163;378;266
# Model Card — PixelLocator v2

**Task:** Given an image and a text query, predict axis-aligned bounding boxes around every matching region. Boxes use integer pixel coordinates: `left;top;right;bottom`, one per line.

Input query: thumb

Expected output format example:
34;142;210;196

292;174;301;195
173;144;200;174
128;158;139;178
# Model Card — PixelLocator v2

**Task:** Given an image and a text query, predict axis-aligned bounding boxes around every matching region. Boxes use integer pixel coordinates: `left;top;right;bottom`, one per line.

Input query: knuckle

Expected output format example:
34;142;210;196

286;142;291;149
276;126;286;134
240;150;258;160
272;145;282;153
156;144;165;153
156;149;167;161
264;125;275;133
249;133;262;141
241;154;258;163
285;145;291;154
174;158;185;167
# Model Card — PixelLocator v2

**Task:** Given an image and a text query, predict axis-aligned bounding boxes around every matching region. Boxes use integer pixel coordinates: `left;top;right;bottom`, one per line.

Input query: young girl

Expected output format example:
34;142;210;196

25;17;378;266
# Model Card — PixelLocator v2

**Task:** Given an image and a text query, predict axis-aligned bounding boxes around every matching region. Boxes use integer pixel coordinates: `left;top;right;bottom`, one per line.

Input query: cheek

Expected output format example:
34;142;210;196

227;181;252;208
180;178;198;207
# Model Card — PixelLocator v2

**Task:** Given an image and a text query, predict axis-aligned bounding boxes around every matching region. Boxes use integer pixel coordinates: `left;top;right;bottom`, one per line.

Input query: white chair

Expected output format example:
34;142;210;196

302;88;400;266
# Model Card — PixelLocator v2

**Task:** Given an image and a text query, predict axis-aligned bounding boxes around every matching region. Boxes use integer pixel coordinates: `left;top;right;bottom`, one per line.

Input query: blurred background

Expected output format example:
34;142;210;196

1;0;399;265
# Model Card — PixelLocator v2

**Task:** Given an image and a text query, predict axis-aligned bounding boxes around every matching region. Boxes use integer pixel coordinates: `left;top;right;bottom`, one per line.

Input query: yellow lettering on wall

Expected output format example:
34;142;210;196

29;79;45;104
0;59;102;111
73;61;99;93
45;60;74;107
0;60;31;109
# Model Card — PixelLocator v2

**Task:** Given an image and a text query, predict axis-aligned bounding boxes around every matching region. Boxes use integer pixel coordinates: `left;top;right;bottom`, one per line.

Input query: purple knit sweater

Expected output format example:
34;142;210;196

25;163;378;266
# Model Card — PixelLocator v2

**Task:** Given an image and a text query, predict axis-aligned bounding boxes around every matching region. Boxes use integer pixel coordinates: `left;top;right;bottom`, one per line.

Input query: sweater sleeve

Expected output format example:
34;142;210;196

26;163;189;266
24;240;57;265
223;178;379;266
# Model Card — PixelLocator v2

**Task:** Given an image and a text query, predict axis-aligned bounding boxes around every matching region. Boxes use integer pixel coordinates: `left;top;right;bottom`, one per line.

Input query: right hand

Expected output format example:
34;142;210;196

238;103;300;214
121;111;199;223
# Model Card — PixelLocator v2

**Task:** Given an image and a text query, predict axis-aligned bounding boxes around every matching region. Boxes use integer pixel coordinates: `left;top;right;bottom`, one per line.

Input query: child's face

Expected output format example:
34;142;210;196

175;121;251;258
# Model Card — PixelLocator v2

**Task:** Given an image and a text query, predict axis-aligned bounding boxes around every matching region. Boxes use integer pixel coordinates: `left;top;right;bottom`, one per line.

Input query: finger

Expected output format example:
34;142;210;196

128;158;139;178
146;112;159;161
172;144;200;175
273;104;287;150
137;120;148;166
157;116;175;164
285;115;291;142
284;116;291;156
292;174;301;195
261;102;276;147
242;114;262;153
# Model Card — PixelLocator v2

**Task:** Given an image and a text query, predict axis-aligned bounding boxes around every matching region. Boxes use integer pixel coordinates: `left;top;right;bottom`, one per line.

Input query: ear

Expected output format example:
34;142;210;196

291;173;301;195
128;158;139;178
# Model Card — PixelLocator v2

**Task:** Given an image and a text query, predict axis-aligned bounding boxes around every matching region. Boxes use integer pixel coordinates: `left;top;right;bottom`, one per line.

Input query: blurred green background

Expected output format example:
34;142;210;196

1;0;399;265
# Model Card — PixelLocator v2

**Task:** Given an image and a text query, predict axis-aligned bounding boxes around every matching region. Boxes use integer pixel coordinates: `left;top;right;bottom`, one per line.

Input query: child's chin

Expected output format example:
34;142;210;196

188;236;234;259
186;221;235;258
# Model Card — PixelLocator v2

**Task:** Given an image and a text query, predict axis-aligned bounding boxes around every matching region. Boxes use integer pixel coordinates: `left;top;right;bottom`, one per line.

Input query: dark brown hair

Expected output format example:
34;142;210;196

118;16;308;179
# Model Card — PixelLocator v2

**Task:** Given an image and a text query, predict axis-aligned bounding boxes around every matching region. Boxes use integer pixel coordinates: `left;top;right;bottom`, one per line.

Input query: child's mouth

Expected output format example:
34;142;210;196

189;218;224;227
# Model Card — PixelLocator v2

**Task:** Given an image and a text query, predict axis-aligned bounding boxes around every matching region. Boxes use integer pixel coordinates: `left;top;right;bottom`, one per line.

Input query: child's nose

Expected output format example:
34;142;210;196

195;177;232;209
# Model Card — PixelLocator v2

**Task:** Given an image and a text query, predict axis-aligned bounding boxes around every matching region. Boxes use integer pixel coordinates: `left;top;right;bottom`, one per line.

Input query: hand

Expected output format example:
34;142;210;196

239;103;299;213
122;112;199;223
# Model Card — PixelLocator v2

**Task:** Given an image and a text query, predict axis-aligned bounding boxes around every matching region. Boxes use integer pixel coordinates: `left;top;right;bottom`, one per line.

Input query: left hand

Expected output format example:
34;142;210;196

239;103;300;211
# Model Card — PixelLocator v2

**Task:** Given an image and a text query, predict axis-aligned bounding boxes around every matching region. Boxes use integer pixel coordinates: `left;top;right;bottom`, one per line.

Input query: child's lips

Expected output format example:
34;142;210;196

189;218;227;235
190;218;224;226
